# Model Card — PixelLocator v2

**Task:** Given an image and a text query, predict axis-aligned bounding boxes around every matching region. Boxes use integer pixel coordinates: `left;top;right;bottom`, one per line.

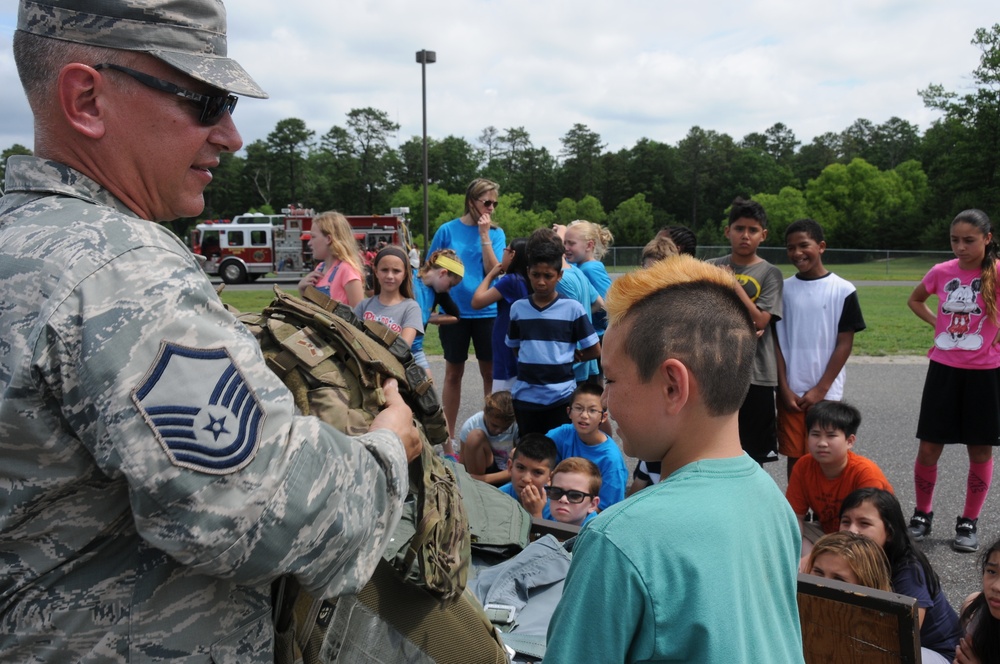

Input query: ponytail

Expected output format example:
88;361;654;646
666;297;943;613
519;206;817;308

569;220;615;260
982;235;999;326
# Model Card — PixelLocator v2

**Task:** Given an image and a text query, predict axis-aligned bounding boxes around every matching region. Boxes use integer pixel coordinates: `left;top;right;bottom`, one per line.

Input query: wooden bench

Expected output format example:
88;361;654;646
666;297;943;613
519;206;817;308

798;573;921;663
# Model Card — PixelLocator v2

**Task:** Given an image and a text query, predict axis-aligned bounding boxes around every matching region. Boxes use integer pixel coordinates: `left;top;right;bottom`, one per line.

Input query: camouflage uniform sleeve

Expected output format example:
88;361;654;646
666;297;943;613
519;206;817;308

41;237;408;597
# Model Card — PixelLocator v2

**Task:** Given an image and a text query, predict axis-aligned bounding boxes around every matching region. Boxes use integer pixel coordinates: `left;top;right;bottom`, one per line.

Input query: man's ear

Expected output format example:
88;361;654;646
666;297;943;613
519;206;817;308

589;496;600;514
845;434;857;449
59;64;107;139
658;358;690;415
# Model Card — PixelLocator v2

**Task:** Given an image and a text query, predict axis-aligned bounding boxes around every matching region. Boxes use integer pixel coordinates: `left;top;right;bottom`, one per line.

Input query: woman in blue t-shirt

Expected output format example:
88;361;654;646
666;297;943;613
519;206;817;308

427;178;506;441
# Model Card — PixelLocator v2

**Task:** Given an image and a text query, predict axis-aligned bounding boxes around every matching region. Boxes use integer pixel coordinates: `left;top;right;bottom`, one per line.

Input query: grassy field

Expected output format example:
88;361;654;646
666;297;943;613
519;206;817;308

852;286;934;356
220;280;934;357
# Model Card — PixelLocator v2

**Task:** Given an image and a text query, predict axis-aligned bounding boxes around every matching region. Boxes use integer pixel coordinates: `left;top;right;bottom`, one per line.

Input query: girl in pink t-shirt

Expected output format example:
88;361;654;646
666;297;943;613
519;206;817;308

297;211;364;307
907;209;1000;553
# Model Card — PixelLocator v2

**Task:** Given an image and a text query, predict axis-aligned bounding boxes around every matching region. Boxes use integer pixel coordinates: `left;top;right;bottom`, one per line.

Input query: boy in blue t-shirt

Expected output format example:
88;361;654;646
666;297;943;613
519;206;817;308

546;383;628;509
497;433;558;519
507;230;601;436
545;256;803;663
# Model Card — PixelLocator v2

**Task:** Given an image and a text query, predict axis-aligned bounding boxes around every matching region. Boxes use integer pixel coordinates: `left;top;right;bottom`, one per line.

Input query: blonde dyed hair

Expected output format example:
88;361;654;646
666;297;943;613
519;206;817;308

607;255;735;327
312;211;363;276
568;220;614;260
807;531;892;592
606;255;755;415
551;457;602;496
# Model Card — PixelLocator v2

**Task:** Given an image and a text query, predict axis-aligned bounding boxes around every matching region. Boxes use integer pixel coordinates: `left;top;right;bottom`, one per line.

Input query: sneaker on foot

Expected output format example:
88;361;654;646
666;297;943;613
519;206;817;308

953;517;979;553
908;510;933;541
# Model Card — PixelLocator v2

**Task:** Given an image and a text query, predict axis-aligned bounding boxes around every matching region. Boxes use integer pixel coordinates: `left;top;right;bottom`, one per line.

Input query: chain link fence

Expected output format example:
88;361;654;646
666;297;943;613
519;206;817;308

603;246;952;280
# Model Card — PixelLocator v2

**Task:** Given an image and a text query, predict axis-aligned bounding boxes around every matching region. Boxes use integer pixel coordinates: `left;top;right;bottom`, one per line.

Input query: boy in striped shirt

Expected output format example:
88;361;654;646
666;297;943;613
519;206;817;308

507;230;601;436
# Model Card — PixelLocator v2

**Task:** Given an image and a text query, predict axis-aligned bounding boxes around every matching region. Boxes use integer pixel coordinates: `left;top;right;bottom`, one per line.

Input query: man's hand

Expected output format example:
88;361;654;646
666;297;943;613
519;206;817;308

370;378;422;462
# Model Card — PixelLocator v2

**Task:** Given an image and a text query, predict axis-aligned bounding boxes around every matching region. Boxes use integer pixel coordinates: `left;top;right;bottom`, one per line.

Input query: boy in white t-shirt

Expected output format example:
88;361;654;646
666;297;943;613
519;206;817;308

775;219;866;478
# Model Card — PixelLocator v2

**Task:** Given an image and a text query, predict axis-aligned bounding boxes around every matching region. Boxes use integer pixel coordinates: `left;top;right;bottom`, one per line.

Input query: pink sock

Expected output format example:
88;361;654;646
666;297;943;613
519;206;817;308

914;460;937;514
963;459;994;520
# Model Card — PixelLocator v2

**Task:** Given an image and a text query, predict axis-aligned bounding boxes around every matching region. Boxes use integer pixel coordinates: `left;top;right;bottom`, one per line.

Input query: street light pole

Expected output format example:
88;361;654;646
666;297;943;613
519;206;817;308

416;49;436;255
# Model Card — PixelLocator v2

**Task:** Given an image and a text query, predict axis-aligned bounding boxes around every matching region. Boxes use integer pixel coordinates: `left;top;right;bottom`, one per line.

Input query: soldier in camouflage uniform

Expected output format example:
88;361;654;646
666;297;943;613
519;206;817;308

0;1;421;661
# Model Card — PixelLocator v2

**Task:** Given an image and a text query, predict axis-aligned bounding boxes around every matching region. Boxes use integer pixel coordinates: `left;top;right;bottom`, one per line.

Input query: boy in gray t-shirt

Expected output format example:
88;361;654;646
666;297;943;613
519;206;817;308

708;197;783;465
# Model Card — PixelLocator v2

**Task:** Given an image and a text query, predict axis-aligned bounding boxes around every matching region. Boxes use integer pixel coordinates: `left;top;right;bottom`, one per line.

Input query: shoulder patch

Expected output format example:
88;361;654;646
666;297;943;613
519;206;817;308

132;342;265;475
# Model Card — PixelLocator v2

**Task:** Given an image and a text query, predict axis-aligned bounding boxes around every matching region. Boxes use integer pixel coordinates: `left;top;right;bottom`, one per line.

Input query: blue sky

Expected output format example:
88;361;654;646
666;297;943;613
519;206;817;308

0;1;995;157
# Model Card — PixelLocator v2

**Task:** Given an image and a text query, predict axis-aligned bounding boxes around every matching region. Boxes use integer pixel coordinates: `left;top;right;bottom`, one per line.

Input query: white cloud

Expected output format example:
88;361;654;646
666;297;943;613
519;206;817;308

0;1;994;160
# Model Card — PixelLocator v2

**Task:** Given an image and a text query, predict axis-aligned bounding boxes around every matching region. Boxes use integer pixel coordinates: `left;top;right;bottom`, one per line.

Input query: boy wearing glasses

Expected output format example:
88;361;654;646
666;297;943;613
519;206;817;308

546;383;628;510
545;457;602;528
546;256;803;663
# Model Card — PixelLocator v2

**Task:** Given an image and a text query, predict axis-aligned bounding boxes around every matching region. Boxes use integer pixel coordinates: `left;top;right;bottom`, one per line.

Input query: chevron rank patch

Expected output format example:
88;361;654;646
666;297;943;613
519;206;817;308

132;342;265;474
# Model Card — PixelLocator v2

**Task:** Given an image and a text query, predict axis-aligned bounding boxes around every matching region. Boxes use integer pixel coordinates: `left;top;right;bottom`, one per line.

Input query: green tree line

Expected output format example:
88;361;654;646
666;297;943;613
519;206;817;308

3;25;998;251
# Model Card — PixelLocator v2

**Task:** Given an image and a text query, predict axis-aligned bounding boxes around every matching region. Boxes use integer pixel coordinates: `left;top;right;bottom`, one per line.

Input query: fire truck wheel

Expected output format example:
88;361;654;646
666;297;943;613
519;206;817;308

220;260;248;285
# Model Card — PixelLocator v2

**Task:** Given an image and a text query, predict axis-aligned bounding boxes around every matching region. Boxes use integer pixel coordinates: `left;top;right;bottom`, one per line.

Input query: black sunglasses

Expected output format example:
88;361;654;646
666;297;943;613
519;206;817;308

477;199;499;209
544;486;593;503
93;63;238;125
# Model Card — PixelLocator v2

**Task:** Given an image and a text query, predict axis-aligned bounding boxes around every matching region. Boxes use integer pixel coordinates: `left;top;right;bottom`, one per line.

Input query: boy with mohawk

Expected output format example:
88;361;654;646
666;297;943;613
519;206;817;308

546;256;804;663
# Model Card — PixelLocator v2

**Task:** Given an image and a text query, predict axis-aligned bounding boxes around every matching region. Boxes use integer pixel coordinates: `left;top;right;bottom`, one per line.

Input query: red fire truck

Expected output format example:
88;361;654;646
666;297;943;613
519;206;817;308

191;206;413;284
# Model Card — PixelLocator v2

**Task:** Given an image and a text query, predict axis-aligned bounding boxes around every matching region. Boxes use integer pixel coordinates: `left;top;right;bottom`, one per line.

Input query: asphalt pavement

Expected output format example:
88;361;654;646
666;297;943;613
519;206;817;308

427;354;995;613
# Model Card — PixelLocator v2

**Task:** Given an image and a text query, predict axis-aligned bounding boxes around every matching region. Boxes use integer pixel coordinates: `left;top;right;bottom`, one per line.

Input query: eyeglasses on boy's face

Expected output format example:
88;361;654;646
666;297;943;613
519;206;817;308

477;199;499;209
544;486;593;503
570;406;603;417
93;63;238;125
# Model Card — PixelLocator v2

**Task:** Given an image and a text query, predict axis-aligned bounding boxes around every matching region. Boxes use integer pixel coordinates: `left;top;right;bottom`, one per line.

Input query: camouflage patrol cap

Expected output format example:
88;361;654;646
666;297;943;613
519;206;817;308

17;0;268;98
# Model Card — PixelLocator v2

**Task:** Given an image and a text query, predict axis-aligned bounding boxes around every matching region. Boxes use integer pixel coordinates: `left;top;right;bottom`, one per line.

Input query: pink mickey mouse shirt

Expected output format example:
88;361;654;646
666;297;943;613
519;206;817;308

923;259;1000;369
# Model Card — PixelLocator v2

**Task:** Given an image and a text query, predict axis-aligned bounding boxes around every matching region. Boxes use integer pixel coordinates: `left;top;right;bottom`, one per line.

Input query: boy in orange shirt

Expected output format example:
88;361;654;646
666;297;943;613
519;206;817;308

785;400;893;557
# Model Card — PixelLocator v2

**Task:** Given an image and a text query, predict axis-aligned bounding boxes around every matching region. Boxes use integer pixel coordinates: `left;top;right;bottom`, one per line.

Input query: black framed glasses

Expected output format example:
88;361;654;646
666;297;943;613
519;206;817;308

93;63;238;125
544;486;593;503
478;199;498;209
